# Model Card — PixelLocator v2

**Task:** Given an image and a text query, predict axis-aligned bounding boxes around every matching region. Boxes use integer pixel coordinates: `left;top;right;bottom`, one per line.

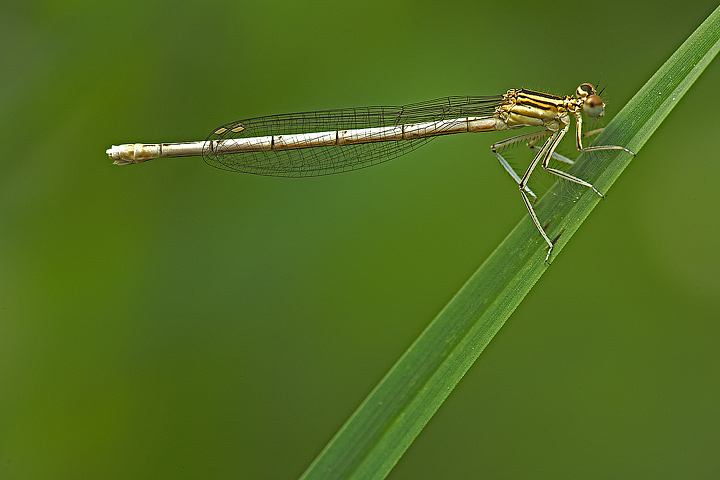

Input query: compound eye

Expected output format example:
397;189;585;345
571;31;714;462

583;94;605;118
577;83;595;97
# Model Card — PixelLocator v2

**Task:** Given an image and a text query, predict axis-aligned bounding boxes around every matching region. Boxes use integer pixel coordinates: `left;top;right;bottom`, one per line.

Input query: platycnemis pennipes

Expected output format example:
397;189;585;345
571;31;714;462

106;83;635;261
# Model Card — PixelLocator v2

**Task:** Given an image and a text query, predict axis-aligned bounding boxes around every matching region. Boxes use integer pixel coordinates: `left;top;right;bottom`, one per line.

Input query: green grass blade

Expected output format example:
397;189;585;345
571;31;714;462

299;7;720;480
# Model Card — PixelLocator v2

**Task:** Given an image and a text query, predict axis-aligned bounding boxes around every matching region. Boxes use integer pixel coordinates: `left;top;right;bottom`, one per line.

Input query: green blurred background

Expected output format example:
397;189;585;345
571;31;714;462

2;1;719;478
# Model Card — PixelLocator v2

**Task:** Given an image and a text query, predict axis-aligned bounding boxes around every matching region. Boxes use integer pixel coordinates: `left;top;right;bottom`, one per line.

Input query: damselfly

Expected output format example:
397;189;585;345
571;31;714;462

106;83;635;261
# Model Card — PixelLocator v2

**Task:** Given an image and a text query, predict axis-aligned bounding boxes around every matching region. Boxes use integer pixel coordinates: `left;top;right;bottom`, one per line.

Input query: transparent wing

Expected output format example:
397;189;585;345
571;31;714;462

202;95;502;177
